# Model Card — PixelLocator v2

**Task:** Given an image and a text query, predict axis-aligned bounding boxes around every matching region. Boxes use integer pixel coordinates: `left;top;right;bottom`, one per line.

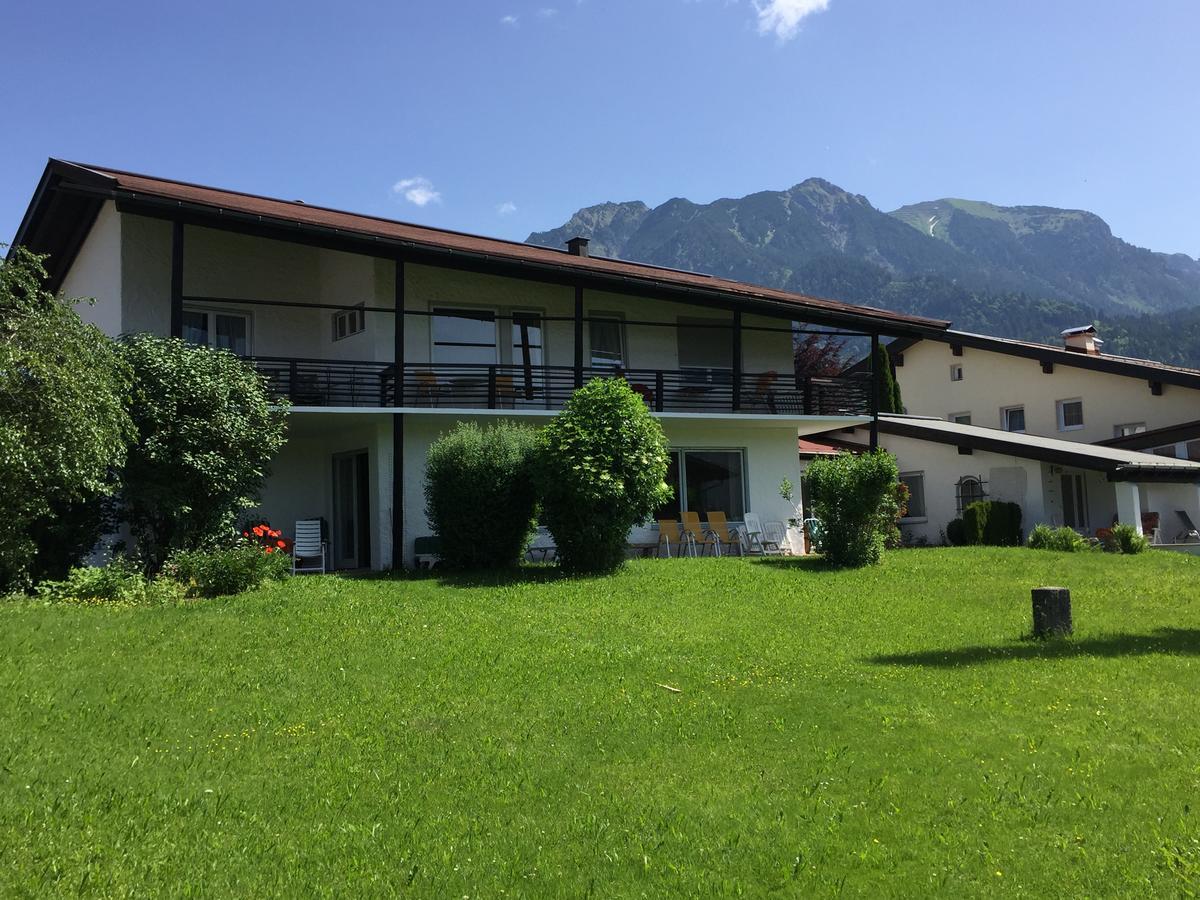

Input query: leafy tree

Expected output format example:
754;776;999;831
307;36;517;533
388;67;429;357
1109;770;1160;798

805;450;901;567
425;421;539;569
0;247;133;589
117;335;288;571
793;332;850;379
534;378;672;574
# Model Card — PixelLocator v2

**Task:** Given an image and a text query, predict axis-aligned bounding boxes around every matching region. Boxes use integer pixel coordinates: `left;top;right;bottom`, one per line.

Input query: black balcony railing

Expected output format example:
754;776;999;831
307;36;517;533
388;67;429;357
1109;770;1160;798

250;357;872;417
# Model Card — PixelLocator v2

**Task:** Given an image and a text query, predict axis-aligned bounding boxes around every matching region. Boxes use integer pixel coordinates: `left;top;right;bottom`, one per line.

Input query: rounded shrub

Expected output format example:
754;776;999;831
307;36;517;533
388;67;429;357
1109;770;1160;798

805;450;901;567
533;378;671;575
1106;522;1149;555
961;500;1023;546
164;542;291;598
424;421;539;569
945;518;967;546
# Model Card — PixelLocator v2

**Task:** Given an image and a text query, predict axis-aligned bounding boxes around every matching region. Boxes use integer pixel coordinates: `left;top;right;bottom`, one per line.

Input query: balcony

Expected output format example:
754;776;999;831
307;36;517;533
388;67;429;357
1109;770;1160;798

250;357;873;417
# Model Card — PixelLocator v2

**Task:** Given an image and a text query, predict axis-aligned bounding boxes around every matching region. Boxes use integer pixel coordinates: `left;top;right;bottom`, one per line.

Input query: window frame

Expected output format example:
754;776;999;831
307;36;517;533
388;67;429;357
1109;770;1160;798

949;412;972;426
182;304;253;355
676;316;734;373
1001;405;1026;433
1056;398;1085;432
657;448;749;522
587;311;628;371
949;363;964;382
899;471;927;522
955;475;986;513
429;304;500;366
331;303;366;342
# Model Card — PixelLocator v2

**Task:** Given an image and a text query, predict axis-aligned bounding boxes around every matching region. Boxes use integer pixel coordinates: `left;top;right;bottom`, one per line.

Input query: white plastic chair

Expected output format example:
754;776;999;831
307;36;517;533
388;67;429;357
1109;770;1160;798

292;519;327;574
743;513;785;556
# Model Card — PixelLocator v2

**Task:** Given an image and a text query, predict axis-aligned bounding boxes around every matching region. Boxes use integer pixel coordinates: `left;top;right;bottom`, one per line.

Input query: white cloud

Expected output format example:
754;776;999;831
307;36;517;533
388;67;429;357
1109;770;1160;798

537;7;558;16
752;0;830;42
391;177;441;207
496;201;518;216
500;13;518;25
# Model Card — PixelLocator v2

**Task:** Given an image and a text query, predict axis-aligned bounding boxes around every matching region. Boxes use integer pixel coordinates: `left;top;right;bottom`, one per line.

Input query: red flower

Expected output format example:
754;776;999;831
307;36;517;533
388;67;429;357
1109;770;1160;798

242;530;250;537
276;540;286;548
265;546;274;554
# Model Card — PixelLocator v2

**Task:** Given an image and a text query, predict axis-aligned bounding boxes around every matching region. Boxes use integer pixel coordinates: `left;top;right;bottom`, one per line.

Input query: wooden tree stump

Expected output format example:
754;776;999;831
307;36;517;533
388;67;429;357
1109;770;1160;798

1032;587;1072;637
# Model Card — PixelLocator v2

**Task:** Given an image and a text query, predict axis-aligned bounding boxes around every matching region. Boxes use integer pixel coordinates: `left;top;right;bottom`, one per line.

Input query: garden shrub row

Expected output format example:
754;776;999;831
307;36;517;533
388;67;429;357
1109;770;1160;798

1026;522;1149;554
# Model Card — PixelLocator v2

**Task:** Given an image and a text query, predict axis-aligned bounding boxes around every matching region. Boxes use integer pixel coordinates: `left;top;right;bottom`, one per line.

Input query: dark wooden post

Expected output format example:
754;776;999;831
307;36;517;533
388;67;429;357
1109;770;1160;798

487;365;497;409
573;286;584;388
392;258;405;571
869;332;880;450
655;371;665;412
394;259;405;406
1032;587;1073;637
170;220;184;338
731;310;742;412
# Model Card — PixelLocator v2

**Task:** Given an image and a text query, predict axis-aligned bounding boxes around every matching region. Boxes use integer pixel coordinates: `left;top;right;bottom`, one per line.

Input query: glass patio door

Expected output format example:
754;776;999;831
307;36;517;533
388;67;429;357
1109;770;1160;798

332;450;371;569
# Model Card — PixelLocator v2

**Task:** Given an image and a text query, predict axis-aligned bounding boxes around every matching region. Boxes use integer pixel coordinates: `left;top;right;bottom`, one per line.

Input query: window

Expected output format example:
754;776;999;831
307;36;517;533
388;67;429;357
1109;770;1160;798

899;472;926;520
510;311;544;367
677;317;732;372
431;307;497;365
1056;398;1084;431
332;304;365;341
1189;441;1200;462
955;475;985;513
950;412;972;425
1060;472;1088;529
589;315;626;370
656;450;746;520
1114;422;1146;438
1001;406;1026;433
182;307;250;355
950;364;964;382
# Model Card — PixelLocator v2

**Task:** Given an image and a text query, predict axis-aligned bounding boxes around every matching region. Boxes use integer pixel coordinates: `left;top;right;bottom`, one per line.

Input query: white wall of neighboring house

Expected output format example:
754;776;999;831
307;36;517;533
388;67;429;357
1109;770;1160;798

896;340;1200;444
59;200;123;336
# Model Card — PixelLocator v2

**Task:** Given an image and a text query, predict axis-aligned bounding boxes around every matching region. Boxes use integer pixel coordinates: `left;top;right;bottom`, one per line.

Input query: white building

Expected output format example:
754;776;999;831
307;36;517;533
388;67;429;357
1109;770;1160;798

13;159;951;568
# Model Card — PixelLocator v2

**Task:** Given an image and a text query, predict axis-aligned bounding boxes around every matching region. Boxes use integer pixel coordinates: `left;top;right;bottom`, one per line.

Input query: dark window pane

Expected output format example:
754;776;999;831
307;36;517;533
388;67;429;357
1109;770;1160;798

684;451;744;519
901;474;925;518
655;452;682;519
590;319;624;369
215;314;248;355
182;310;208;346
677;318;732;371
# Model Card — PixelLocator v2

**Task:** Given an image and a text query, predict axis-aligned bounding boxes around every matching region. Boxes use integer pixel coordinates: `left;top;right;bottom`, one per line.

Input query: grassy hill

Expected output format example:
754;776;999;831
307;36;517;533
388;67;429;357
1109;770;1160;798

4;550;1200;895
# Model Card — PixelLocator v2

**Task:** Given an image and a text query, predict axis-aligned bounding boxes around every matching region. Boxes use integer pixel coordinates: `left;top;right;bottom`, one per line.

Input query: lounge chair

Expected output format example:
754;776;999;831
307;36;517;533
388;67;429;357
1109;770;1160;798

656;519;683;558
292;519;327;574
742;512;784;556
681;511;719;556
1176;510;1200;543
706;511;743;556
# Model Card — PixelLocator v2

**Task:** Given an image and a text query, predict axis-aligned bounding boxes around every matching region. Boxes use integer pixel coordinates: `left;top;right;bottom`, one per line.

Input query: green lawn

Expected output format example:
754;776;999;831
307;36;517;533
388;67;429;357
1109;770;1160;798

3;549;1200;897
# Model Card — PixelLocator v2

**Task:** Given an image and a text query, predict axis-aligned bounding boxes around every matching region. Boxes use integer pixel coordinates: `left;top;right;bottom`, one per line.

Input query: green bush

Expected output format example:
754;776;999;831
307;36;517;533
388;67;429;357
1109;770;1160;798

118;335;289;572
805;450;901;567
424;421;539;569
534;378;672;574
1106;523;1149;555
34;560;181;606
961;500;1023;546
946;518;967;546
1027;524;1090;552
0;247;133;590
164;542;291;598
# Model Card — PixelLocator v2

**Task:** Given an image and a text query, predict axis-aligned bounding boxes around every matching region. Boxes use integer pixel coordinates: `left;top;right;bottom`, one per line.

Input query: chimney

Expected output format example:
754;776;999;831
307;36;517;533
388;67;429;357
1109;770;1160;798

565;236;590;257
1061;325;1103;355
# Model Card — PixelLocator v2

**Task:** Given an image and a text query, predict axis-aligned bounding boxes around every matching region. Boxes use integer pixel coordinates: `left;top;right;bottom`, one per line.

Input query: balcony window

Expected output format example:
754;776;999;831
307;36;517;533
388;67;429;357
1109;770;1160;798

677;317;732;372
589;315;626;370
511;311;544;368
432;308;497;365
332;304;365;341
657;449;746;520
183;307;250;355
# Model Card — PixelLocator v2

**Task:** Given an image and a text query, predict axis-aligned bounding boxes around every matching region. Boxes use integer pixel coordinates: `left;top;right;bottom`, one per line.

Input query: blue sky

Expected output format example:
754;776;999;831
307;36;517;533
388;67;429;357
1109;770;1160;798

3;0;1198;255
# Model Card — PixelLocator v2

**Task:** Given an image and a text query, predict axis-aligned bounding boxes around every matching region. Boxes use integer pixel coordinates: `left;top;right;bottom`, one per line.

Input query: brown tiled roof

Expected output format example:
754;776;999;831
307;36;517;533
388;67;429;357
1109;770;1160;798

45;160;949;332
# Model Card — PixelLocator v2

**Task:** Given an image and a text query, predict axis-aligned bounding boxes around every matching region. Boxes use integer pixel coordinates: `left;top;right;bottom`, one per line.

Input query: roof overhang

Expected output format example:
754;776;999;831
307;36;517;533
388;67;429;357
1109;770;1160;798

10;159;951;338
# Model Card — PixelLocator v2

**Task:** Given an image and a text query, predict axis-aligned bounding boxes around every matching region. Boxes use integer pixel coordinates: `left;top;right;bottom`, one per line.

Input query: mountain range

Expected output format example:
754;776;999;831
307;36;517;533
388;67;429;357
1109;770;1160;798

527;180;1200;366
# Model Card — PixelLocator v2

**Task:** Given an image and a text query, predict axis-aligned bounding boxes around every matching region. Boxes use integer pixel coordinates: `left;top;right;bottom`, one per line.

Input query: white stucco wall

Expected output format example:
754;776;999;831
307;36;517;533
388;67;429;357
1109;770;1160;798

59;201;122;336
896;339;1200;443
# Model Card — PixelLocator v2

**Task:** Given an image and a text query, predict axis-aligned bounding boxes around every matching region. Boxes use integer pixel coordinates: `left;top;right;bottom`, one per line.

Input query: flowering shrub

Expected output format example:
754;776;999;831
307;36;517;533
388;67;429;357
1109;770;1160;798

34;559;182;605
165;540;291;598
242;522;289;554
